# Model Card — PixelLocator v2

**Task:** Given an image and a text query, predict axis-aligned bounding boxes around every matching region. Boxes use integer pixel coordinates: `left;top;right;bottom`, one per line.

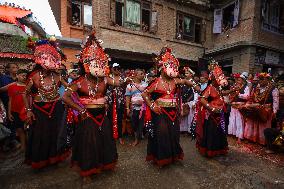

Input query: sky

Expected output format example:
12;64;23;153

0;0;61;36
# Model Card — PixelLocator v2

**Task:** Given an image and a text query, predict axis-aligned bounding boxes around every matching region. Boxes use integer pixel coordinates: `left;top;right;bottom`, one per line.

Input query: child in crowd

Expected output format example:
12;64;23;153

7;69;28;152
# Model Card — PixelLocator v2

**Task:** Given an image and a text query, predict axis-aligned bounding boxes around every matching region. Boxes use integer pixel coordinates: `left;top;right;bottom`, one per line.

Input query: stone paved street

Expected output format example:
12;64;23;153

1;136;284;189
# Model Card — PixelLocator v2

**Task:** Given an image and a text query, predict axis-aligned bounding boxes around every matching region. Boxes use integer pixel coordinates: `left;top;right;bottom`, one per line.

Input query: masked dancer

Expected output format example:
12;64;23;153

63;32;126;181
142;47;200;167
192;60;228;157
24;37;70;169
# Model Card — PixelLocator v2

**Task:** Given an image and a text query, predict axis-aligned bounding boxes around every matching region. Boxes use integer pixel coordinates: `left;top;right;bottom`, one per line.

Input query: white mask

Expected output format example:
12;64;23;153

40;54;61;70
164;66;178;78
89;61;105;77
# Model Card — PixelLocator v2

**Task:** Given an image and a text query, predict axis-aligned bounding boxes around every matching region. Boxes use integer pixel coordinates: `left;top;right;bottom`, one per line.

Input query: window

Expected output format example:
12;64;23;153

125;0;141;30
262;0;283;34
142;2;151;32
84;4;92;26
115;0;154;32
115;0;124;26
222;3;235;31
67;0;92;26
213;0;240;34
176;12;202;43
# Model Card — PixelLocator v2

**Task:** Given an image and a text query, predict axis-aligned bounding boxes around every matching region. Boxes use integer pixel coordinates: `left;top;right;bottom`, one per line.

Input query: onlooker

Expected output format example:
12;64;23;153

67;69;79;83
7;70;28;152
125;69;147;146
0;69;28;152
0;63;19;150
0;63;18;108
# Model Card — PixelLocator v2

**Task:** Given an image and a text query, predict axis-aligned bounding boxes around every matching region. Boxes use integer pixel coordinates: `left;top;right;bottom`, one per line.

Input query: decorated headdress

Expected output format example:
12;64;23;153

79;31;110;76
155;47;180;78
27;36;66;69
208;59;228;87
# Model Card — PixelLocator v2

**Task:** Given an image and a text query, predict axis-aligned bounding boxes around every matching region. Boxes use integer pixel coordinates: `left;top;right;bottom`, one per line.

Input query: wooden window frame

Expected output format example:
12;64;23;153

68;0;92;27
176;12;202;43
262;0;282;34
115;0;152;32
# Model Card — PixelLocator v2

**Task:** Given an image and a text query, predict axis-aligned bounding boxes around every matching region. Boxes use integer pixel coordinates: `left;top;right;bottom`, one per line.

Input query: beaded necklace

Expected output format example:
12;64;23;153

160;76;172;95
38;72;59;101
86;75;99;98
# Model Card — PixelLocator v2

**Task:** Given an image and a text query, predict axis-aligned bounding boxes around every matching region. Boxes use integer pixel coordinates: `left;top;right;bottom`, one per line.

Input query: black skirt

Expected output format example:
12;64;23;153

146;107;184;166
72;108;118;177
196;115;228;157
25;100;70;169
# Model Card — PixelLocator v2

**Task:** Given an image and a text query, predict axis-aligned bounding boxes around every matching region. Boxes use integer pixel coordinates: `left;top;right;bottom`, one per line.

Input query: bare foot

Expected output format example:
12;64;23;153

119;138;125;145
82;176;92;184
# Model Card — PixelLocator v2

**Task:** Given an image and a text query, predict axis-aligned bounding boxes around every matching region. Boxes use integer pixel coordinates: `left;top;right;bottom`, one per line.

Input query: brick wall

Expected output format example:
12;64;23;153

205;0;284;51
59;0;85;39
206;0;256;50
252;0;284;51
94;0;207;62
205;0;284;73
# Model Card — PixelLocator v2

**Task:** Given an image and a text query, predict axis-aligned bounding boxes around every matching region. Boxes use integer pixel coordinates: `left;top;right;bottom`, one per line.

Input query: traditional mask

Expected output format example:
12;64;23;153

157;47;180;78
163;62;178;78
89;60;108;77
208;60;228;87
34;43;62;70
80;34;110;77
28;37;66;70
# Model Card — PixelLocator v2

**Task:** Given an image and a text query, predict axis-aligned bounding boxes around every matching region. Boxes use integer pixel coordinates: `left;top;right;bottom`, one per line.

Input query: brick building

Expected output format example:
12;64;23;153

49;0;284;74
49;0;210;70
206;0;284;75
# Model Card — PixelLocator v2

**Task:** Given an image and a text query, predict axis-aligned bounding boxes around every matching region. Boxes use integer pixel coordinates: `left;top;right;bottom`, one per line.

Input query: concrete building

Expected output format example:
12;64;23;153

206;0;284;75
49;0;210;70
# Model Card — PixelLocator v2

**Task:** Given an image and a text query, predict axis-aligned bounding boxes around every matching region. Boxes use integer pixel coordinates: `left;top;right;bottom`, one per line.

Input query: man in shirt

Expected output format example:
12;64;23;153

0;63;18;150
200;71;209;92
0;63;18;108
125;69;147;146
